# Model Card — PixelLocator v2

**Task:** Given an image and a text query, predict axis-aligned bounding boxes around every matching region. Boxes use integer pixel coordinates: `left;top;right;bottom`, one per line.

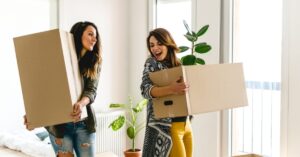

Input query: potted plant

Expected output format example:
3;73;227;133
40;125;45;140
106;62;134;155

179;20;212;65
108;97;148;157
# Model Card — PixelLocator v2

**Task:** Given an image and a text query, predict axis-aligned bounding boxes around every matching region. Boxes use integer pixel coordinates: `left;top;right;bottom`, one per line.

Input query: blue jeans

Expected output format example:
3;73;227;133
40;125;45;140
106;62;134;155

49;121;96;157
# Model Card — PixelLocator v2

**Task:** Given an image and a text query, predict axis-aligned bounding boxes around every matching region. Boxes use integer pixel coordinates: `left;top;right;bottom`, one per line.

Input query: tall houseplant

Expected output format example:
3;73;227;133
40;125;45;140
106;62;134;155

179;20;212;65
108;97;148;157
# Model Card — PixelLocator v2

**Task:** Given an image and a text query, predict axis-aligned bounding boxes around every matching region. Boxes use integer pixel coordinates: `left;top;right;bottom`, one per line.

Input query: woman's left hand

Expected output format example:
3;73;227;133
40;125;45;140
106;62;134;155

71;102;84;122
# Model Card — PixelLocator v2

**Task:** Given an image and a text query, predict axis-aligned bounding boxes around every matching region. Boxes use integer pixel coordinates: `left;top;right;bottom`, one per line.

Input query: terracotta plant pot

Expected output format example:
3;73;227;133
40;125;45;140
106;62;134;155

123;149;142;157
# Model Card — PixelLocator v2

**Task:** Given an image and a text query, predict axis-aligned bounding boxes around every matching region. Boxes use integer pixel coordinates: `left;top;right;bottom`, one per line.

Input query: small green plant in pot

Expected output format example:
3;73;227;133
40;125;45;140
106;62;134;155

179;20;212;65
108;97;148;157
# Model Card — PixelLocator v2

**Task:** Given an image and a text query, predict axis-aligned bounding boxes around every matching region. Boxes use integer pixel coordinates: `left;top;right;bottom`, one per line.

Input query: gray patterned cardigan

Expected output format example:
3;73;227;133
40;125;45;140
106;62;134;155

140;57;173;157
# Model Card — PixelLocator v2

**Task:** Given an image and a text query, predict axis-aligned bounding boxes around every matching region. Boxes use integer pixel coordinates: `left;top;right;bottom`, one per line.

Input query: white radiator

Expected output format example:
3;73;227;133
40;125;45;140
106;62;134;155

95;111;126;157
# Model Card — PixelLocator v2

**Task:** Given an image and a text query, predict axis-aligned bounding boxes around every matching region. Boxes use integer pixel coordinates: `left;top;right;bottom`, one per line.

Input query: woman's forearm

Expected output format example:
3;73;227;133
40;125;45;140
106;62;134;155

78;96;90;107
150;85;173;98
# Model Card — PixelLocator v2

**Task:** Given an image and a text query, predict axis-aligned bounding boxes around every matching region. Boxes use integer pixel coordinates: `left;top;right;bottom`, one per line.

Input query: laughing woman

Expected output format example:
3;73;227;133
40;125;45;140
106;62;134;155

140;28;193;157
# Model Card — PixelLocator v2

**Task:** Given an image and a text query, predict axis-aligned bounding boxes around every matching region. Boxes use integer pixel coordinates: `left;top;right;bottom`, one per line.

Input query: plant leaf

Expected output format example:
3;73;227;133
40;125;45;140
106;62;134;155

109;116;125;131
183;20;191;34
181;55;196;65
194;42;207;47
127;126;135;139
196;58;205;65
195;44;211;54
192;31;197;37
184;34;197;42
179;46;189;53
109;103;126;108
132;108;138;113
133;99;148;113
196;25;209;37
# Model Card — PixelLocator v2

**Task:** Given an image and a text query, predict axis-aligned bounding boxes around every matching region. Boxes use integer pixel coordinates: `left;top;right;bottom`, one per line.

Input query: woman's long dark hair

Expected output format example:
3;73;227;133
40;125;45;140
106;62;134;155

146;28;181;67
70;21;102;79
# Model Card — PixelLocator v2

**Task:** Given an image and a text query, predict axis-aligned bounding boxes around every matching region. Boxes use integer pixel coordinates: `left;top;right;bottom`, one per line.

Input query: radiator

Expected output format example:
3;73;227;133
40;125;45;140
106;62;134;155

95;111;126;157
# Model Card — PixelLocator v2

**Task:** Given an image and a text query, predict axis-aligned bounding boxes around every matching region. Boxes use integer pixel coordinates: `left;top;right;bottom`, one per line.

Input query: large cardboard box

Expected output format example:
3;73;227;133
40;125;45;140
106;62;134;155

149;63;248;118
14;29;87;129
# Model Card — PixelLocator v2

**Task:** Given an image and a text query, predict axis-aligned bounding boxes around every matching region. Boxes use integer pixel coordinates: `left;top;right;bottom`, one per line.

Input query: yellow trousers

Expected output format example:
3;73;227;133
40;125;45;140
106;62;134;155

169;119;193;157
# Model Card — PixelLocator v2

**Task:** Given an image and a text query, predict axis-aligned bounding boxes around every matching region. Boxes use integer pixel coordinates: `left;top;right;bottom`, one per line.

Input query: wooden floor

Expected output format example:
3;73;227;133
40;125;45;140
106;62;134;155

0;147;31;157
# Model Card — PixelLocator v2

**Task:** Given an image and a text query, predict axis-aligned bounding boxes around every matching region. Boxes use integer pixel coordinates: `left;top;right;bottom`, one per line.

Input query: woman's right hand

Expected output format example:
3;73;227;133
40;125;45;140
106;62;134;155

169;76;189;95
23;115;33;131
150;76;189;98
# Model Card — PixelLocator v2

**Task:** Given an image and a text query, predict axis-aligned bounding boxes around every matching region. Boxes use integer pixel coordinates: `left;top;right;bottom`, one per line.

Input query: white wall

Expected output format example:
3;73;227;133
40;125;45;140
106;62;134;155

191;0;222;156
0;0;57;131
128;0;149;149
281;0;300;156
59;0;130;112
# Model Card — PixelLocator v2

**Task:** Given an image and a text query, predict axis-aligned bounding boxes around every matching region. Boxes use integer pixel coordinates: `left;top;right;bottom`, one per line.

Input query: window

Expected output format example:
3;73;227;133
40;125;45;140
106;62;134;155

155;0;192;58
231;0;282;156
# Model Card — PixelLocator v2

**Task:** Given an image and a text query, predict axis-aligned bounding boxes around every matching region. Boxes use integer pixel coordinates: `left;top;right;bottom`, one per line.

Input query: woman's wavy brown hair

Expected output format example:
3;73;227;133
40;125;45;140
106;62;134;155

70;21;102;79
146;28;181;67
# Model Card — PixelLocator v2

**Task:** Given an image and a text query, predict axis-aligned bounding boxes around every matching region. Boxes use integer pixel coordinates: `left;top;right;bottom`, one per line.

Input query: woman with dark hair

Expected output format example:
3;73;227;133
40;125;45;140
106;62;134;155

25;21;102;157
141;28;193;157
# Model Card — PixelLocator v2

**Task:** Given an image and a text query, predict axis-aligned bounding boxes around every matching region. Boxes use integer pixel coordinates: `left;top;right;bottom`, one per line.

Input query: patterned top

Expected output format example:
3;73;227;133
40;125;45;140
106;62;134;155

140;57;173;157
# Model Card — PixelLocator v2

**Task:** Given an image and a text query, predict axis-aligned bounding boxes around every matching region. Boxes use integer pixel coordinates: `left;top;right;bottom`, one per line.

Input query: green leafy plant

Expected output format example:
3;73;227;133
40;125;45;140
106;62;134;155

179;20;212;65
108;97;148;152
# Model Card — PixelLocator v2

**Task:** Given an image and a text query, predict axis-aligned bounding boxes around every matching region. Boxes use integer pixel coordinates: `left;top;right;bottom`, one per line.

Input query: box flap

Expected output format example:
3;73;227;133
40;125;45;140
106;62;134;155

59;30;87;119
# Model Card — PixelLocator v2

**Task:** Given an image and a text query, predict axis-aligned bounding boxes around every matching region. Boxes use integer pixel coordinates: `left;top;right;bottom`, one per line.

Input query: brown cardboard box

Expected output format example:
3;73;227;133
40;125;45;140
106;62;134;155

14;29;86;129
149;63;248;118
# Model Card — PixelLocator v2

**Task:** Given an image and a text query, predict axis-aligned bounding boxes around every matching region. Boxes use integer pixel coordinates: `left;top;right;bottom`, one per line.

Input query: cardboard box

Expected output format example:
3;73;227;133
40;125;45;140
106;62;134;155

149;63;248;118
14;29;87;129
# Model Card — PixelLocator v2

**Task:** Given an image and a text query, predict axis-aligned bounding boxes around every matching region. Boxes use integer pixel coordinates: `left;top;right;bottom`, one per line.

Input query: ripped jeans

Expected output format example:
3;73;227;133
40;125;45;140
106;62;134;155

49;121;96;157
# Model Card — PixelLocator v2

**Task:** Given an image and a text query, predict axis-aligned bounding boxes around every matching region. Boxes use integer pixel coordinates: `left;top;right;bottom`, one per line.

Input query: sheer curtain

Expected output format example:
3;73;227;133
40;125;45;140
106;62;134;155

231;0;282;156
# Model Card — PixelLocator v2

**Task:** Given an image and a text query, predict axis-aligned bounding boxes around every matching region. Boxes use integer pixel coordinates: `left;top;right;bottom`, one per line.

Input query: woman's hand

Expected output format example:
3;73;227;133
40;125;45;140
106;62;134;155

23;115;33;131
71;102;84;122
150;76;189;98
71;97;90;122
169;76;189;95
